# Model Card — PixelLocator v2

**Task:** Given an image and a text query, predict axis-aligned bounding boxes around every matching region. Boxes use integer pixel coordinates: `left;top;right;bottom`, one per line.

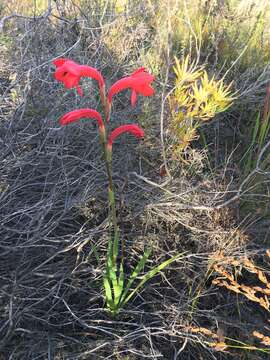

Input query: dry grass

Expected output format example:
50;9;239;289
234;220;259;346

211;251;270;352
0;0;270;359
212;252;270;311
253;328;270;347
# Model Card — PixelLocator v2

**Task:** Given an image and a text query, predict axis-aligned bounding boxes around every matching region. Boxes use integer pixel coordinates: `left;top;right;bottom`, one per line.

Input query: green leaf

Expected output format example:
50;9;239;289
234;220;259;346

118;259;124;292
113;260;125;307
119;248;151;306
105;236;119;303
122;252;185;306
107;251;118;294
103;275;114;311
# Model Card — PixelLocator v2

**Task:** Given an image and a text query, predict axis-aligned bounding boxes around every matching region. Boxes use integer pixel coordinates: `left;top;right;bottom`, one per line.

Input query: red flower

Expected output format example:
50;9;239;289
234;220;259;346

59;108;105;134
107;67;155;107
53;58;105;97
107;124;144;151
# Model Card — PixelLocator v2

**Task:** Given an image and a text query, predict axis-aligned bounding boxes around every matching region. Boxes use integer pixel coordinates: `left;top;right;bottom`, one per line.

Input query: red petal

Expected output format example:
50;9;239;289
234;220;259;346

54;70;65;81
63;61;81;76
59;109;104;128
131;67;146;77
79;65;105;86
136;84;155;96
107;69;154;103
108;77;133;103
63;74;79;88
135;73;155;83
108;124;144;146
53;58;68;67
76;86;83;96
131;90;137;107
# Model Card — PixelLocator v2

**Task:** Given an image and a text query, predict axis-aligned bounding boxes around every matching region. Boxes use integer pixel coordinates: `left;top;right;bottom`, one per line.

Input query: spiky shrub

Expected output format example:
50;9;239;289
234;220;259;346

53;58;183;316
169;56;234;158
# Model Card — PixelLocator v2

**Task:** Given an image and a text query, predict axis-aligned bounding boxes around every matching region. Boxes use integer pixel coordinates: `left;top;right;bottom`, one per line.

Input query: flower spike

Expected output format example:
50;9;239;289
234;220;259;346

107;68;155;110
107;125;144;152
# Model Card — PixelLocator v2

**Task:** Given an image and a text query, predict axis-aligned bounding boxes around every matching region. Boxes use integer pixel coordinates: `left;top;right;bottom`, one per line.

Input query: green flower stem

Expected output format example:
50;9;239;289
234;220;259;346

100;92;125;315
107;165;118;237
99;98;119;254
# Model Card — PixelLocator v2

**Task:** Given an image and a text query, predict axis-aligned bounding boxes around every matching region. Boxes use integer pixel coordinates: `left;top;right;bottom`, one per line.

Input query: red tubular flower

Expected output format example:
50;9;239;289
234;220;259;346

59;108;105;136
107;67;155;108
53;58;105;97
107;124;144;152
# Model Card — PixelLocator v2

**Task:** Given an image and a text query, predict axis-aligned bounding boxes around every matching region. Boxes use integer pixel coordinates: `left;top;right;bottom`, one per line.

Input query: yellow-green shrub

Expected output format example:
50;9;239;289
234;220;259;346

169;56;234;156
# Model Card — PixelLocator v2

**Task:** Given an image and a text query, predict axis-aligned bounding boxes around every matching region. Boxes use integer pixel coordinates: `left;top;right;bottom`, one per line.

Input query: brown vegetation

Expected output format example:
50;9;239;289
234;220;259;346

0;0;270;359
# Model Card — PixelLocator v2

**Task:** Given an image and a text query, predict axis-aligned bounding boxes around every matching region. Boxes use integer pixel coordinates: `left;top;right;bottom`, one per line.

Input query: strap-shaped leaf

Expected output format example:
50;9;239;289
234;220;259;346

120;248;151;306
113;260;125;307
107;251;119;300
118;260;125;292
122;252;185;306
103;275;114;311
106;236;119;304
